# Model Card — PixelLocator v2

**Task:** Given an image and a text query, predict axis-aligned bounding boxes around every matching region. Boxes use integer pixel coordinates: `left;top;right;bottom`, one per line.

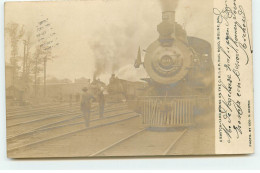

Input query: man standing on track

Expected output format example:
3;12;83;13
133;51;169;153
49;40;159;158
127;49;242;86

80;87;94;127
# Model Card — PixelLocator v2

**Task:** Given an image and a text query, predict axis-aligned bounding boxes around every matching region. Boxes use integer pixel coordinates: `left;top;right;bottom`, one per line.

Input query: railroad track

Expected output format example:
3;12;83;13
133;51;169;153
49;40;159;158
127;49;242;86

7;113;140;153
6;103;81;119
6;103;125;137
7;101;120;123
89;128;147;156
6;101;124;115
7;105;130;140
163;129;188;155
7;103;122;127
7;101;136;150
35;105;128;130
7;100;189;157
6;104;89;128
6;102;64;112
6;102;73;115
88;128;188;156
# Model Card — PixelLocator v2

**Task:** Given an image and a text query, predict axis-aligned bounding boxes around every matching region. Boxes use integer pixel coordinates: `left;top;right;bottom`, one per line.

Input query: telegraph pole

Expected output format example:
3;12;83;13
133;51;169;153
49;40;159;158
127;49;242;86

43;55;47;97
23;40;27;76
34;51;38;98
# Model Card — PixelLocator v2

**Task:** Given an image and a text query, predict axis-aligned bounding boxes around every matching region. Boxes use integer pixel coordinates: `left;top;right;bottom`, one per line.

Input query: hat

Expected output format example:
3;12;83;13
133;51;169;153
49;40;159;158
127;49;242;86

82;87;88;92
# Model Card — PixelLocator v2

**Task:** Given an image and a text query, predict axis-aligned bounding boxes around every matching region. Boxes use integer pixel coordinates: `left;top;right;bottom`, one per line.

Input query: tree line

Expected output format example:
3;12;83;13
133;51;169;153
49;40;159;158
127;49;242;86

5;22;56;98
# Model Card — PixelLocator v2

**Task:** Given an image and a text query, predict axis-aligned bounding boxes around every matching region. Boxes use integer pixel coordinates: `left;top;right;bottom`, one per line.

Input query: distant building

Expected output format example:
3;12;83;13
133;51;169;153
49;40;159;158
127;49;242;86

5;64;19;100
74;77;90;84
31;82;90;101
46;77;72;84
5;64;14;89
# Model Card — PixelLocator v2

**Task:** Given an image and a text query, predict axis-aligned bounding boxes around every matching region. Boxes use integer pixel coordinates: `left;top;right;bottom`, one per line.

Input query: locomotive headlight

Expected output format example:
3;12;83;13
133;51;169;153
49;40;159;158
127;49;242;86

152;48;183;77
159;55;174;69
143;40;193;85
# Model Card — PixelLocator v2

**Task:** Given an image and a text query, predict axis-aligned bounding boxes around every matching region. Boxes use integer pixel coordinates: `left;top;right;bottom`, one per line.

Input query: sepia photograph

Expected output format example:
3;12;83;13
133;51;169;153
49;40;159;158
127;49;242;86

3;0;238;158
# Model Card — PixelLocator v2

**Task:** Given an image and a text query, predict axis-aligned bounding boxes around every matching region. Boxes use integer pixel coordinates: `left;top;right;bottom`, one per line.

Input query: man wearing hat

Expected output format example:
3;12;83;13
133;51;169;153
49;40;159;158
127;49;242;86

80;87;94;127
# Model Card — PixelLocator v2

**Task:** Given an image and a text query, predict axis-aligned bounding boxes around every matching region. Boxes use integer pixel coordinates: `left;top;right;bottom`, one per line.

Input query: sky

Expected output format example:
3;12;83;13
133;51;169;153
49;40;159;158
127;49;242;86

4;0;213;84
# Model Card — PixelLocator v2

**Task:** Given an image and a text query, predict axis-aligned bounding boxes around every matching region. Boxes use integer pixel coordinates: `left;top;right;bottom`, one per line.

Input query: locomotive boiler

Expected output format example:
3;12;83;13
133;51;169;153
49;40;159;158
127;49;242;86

134;11;214;128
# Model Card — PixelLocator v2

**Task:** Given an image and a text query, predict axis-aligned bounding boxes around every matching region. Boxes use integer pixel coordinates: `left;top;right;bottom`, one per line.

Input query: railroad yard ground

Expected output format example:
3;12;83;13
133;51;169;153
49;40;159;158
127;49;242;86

6;101;215;158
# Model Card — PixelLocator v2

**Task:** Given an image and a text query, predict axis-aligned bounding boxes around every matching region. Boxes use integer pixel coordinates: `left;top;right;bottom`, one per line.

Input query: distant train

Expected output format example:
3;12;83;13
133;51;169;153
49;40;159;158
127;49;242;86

106;74;146;103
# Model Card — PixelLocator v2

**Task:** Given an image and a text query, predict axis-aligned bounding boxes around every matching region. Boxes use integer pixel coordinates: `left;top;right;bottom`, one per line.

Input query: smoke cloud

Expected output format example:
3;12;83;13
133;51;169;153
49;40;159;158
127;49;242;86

89;22;140;80
160;0;179;11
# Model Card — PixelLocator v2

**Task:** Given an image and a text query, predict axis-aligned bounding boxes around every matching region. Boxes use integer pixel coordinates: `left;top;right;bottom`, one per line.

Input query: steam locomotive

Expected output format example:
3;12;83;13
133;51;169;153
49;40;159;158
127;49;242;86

134;11;214;127
106;74;147;103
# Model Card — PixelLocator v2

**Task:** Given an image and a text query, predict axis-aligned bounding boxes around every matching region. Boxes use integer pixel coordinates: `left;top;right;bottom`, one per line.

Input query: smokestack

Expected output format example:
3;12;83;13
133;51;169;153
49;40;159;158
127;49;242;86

162;11;176;24
157;11;176;42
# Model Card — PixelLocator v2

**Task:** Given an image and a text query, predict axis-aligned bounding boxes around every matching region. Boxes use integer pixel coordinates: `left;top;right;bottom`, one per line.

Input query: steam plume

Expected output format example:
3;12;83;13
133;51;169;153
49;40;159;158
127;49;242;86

89;23;138;80
160;0;179;11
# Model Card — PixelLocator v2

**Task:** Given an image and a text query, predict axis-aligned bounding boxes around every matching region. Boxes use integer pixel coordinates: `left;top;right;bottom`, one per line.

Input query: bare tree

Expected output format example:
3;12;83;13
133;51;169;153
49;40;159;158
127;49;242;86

5;23;25;97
